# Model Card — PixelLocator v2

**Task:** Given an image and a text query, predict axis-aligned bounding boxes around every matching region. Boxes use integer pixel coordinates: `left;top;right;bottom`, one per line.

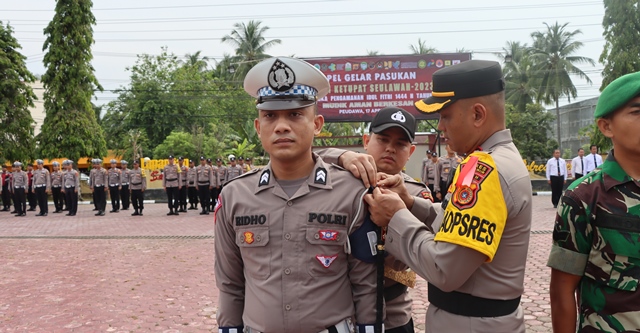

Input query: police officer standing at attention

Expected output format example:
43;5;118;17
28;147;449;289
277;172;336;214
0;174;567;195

187;160;199;210
548;71;640;332
11;161;28;217
215;57;377;333
245;157;255;171
50;161;64;213
423;152;439;197
33;159;51;216
196;156;214;215
108;159;122;213
215;157;226;195
177;157;189;213
435;144;459;201
359;60;532;332
61;160;79;216
90;159;108;216
120;160;131;211
163;155;182;216
129;160;146;216
207;158;218;212
224;154;243;183
1;165;12;211
545;149;567;208
26;163;36;211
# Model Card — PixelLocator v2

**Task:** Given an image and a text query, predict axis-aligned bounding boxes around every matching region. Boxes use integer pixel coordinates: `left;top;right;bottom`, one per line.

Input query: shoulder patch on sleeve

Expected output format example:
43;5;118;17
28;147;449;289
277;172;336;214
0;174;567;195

419;190;433;202
435;152;508;262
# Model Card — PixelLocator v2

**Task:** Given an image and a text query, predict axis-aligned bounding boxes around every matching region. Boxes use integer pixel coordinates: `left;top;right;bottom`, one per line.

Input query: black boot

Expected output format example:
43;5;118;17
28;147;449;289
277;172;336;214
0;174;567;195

200;208;209;215
139;209;143;216
132;209;139;216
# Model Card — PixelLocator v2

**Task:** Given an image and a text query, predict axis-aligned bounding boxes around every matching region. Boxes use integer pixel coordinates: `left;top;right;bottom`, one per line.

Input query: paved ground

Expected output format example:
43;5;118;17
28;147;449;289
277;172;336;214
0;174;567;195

0;196;558;332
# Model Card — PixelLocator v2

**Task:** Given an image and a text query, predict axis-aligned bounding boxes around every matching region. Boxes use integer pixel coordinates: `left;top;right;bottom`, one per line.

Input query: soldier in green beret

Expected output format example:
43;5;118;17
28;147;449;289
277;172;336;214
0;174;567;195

548;71;640;332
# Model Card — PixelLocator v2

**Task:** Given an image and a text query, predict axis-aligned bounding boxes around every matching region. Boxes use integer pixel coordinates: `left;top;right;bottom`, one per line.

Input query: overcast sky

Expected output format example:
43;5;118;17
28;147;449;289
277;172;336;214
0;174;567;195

2;0;605;108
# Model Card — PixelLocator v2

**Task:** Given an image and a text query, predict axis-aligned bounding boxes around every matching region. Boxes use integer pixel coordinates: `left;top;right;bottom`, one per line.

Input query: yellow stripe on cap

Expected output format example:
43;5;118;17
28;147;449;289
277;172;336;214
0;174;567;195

415;99;451;113
431;91;455;98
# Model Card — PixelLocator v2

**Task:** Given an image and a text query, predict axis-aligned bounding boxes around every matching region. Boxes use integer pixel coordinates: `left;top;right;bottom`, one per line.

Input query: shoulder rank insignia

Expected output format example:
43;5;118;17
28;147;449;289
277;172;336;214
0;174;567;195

316;254;338;268
315;167;327;185
318;230;339;241
259;169;270;186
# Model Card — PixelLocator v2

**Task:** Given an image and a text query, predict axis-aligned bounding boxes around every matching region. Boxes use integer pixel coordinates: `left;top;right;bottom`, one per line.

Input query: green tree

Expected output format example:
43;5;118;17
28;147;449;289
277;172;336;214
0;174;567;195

153;131;197;159
0;21;37;163
600;0;640;89
222;21;281;79
182;50;210;72
529;22;595;151
366;50;380;56
37;0;106;162
225;138;256;159
500;41;538;112
506;103;558;160
409;38;438;54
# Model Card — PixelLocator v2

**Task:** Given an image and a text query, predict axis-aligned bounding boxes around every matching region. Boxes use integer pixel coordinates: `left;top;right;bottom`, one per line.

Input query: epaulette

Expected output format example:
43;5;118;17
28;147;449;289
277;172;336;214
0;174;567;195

403;174;427;189
224;167;261;186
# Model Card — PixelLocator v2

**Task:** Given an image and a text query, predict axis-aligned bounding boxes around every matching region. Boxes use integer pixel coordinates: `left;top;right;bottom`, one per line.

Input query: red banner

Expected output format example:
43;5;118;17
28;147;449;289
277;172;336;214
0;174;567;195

304;54;472;122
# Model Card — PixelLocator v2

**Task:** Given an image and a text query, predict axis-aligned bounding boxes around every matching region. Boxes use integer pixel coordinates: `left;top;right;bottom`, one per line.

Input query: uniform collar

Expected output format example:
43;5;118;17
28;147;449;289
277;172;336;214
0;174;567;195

254;153;333;198
479;129;513;153
601;150;639;190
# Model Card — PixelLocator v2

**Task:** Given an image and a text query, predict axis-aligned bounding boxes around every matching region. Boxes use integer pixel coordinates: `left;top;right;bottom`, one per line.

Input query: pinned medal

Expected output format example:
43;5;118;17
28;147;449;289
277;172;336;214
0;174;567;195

318;230;339;241
316;254;338;268
268;59;296;92
243;231;255;244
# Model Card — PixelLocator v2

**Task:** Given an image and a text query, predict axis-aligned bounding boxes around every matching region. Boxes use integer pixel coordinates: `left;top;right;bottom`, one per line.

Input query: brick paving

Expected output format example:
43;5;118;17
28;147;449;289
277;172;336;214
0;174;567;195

0;196;558;332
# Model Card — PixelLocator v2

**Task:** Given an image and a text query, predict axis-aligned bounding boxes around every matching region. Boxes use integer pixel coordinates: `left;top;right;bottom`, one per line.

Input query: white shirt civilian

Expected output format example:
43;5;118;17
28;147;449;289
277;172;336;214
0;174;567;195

570;155;586;178
546;157;568;181
583;153;604;174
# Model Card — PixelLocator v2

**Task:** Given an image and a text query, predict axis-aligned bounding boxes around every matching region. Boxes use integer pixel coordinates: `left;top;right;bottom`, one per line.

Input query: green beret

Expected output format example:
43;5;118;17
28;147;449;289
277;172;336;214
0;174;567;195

594;71;640;118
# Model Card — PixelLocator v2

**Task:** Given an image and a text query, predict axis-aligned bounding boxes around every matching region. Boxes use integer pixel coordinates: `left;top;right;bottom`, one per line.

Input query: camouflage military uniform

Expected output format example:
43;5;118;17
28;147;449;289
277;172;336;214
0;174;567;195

547;151;640;331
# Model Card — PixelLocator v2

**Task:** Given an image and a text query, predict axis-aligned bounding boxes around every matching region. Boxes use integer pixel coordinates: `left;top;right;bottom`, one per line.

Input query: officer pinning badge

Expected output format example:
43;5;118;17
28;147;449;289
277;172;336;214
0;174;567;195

314;167;327;185
316;254;338;268
318;230;339;241
390;110;406;123
259;169;271;186
268;59;296;92
243;231;255;244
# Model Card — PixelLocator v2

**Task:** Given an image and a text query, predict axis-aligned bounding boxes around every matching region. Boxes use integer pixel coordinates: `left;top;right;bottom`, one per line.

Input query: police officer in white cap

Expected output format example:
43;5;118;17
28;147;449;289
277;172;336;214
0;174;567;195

215;57;377;333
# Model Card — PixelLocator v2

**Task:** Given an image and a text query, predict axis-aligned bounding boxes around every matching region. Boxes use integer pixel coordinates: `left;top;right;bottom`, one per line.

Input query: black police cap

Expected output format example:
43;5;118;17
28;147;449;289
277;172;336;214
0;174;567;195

370;107;416;141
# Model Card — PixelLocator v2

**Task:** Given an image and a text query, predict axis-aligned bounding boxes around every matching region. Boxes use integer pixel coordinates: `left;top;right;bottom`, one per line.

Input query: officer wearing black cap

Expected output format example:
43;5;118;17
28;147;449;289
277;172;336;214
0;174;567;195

187;159;199;210
90;158;108;216
26;163;36;211
120;160;131;211
10;161;28;217
61;160;80;216
215;57;377;333
224;155;243;183
108;159;122;213
364;60;533;332
50;161;64;213
163;155;182;215
207;158;218;211
196;156;215;215
33;159;51;216
178;157;189;212
215;157;226;195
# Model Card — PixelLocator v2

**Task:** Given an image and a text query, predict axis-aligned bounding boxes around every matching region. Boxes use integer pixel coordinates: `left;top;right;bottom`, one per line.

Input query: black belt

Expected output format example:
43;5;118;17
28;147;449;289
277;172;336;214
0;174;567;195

428;283;520;317
198;181;210;184
166;178;178;181
428;178;435;181
131;182;142;185
94;185;104;187
384;282;408;302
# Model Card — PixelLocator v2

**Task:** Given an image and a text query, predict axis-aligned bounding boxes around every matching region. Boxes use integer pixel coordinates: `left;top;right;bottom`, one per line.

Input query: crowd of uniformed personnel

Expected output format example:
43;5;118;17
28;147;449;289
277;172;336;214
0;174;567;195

0;154;254;217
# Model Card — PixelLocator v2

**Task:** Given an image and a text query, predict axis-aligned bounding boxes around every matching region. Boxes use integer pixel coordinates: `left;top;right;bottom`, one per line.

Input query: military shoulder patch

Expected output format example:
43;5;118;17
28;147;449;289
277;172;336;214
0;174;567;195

419;190;434;202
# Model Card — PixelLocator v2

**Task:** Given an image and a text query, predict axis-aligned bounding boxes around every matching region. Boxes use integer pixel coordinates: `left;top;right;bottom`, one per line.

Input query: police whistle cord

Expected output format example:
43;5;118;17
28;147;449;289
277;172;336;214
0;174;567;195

370;186;385;333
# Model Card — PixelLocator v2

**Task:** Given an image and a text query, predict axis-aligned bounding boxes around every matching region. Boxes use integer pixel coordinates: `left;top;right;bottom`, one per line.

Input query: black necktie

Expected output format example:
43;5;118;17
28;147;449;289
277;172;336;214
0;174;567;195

557;159;560;176
580;157;583;174
594;155;597;168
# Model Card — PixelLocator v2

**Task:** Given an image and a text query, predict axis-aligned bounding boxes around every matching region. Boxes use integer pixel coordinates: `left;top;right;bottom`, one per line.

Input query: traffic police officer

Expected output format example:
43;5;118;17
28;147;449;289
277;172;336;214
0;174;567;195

224;155;243;183
363;60;533;332
129;160;146;216
108;159;122;213
120;160;131;211
32;159;51;216
187;160;199;210
215;57;377;333
11;161;28;217
90;159;108;216
61;160;80;216
163;155;182;215
196;156;215;215
50;161;64;213
548;71;640;332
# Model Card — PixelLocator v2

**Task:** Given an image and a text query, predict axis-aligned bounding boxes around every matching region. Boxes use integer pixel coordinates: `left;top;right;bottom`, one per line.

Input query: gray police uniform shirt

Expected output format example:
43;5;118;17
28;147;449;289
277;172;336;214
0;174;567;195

63;169;80;189
121;168;131;185
196;165;216;187
214;155;377;332
224;165;243;183
11;171;28;189
90;168;108;189
386;129;532;332
108;168;122;187
436;156;459;191
217;166;227;186
424;159;439;187
33;168;51;189
179;165;188;184
187;167;198;188
129;169;146;191
162;164;182;188
51;170;63;188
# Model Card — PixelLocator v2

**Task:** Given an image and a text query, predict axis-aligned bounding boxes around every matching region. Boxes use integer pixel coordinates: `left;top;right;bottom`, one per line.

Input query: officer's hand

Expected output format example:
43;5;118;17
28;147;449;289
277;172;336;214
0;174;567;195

163;187;167;192
548;180;551;185
141;189;144;192
209;186;213;190
74;189;77;193
364;187;406;227
377;173;414;209
61;190;65;194
338;151;377;188
436;192;442;200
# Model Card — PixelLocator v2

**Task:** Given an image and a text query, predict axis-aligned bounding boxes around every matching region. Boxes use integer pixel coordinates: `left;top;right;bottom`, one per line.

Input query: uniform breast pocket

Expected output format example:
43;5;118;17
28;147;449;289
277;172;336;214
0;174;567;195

585;212;640;292
235;227;271;280
305;226;347;277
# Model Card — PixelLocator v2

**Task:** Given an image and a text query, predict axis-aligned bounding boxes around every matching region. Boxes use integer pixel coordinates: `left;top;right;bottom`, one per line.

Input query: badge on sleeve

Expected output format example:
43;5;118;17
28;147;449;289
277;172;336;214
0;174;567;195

213;195;222;224
243;231;255;244
318;230;339;241
316;254;338;268
419;190;434;202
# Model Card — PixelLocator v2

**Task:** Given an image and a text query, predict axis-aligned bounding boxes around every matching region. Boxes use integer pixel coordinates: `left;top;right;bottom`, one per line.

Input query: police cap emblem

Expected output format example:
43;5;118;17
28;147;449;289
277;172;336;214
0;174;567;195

268;59;296;92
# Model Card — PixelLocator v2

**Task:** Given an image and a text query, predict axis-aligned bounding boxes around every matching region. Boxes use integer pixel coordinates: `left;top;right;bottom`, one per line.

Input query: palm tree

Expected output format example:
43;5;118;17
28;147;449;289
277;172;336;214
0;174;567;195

367;50;380;56
183;51;209;71
529;22;595;151
409;38;438;54
499;41;538;112
221;20;281;79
